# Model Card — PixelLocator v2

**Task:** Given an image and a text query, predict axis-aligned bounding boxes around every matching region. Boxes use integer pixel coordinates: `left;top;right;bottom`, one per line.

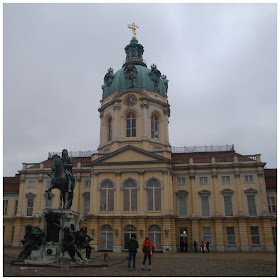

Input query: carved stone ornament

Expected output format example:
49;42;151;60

103;67;115;86
124;65;137;80
149;64;162;90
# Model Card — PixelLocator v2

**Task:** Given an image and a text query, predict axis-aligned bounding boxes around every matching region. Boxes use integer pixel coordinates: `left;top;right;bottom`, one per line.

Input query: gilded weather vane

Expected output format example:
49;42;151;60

128;23;139;39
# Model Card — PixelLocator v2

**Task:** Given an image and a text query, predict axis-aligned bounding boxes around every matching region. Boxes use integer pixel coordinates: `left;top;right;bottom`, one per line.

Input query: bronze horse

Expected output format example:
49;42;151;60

46;154;75;209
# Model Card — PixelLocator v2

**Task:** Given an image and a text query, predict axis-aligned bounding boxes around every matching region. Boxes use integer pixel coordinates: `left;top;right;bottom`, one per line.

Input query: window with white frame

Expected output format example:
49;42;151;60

176;177;187;185
3;200;8;215
123;180;137;211
247;194;257;216
14;200;18;215
226;227;236;245
100;181;114;211
221;175;231;184
151;115;159;139
200;196;210;216
126;114;136;137
250;227;260;245
146;179;161;211
223;195;233;216
28;180;36;188
177;192;188;217
202;227;212;244
83;195;90;216
84;180;91;187
267;196;276;214
244;174;254;183
199;176;209;185
26;197;34;216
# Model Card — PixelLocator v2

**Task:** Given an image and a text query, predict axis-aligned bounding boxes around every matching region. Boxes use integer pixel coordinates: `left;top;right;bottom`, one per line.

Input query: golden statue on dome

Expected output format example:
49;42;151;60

128;23;139;39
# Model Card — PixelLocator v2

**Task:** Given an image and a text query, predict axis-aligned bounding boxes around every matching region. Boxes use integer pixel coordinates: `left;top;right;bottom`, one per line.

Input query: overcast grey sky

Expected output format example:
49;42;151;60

3;3;277;176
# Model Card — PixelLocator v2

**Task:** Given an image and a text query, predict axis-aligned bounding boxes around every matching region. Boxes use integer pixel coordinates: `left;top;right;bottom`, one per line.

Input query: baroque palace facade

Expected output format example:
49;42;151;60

4;32;277;253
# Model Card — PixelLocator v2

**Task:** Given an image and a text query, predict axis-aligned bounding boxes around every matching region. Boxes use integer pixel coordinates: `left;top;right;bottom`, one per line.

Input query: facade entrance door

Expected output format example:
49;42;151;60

100;225;113;251
124;225;137;249
179;227;188;252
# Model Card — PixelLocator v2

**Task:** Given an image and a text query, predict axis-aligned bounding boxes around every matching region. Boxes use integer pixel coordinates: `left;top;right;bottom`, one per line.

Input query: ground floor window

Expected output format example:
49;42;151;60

226;227;236;245
100;225;113;250
202;227;212;244
148;225;162;251
123;225;137;249
250;226;260;245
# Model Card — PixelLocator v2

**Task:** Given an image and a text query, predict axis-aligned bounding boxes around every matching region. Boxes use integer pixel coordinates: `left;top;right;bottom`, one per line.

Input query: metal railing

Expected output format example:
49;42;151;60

172;144;234;153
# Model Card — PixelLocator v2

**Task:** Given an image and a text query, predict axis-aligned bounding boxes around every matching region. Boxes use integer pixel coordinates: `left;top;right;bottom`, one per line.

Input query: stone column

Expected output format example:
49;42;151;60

115;172;121;215
191;219;199;248
113;104;121;140
139;171;145;215
163;109;170;144
257;171;269;215
238;219;249;252
37;176;44;212
113;218;122;252
262;218;275;252
99;113;104;146
212;172;221;217
168;171;174;214
140;102;149;138
89;172;98;215
73;175;81;213
162;170;169;214
235;172;245;216
214;219;224;251
190;173;197;217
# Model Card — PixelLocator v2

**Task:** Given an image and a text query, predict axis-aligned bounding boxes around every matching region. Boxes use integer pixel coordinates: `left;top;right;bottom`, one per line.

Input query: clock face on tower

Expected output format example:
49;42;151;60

124;94;137;106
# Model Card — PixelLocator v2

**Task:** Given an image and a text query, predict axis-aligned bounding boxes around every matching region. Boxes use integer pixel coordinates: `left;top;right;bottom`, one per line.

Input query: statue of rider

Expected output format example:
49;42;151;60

61;149;74;193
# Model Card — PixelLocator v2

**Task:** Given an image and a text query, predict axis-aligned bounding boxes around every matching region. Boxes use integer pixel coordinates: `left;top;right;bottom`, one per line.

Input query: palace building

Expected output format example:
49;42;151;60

3;30;277;252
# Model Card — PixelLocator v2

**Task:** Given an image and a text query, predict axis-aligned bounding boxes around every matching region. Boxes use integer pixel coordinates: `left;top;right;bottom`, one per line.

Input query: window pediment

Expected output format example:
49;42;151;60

220;188;234;195
244;188;258;194
176;190;188;197
198;189;211;195
25;192;36;198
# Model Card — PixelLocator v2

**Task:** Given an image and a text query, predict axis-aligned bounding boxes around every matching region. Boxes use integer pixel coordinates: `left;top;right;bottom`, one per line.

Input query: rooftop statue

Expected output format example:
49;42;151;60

13;224;45;262
45;149;75;209
128;23;138;39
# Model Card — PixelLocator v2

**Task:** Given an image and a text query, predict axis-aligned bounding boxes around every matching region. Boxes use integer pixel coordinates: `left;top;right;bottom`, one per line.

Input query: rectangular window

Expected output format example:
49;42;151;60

267;196;276;214
203;227;212;244
100;189;114;211
223;195;233;216
247;195;257;216
244;174;254;183
3;200;8;215
177;196;187;217
83;197;90;216
147;188;161;211
201;196;210;216
14;200;18;215
250;227;260;245
84;180;91;187
221;175;231;184
176;177;187;185
26;198;34;216
28;180;36;188
123;188;137;212
226;227;236;245
199;176;209;185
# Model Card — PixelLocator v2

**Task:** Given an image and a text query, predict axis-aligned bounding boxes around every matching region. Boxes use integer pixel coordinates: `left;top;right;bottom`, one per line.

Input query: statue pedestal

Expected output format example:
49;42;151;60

24;208;86;265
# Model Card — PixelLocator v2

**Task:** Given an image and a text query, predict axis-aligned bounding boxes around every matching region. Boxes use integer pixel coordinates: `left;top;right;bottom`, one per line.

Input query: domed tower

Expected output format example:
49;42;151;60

98;26;171;156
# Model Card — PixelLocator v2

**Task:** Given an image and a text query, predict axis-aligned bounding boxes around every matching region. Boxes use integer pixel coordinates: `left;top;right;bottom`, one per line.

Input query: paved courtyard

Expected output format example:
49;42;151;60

4;247;276;277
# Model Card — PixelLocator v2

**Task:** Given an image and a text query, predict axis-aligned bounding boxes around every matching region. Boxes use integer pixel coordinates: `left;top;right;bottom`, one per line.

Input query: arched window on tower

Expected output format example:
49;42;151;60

108;118;112;141
151;115;159;139
126;114;136;137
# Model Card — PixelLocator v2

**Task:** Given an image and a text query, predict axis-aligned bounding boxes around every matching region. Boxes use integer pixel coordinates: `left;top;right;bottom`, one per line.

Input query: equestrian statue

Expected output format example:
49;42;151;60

45;149;75;209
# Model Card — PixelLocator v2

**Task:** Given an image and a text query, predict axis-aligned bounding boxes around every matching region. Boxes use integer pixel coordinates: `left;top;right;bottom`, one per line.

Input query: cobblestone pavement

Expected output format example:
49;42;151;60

4;247;276;277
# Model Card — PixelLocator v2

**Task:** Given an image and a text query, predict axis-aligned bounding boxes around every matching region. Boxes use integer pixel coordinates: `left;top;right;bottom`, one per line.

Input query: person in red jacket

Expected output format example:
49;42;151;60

141;237;155;271
201;240;205;253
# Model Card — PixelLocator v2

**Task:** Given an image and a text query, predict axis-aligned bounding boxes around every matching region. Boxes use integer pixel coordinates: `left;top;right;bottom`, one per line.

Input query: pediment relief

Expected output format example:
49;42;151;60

220;188;234;194
82;192;90;197
175;190;188;197
244;188;258;194
25;192;36;198
198;189;211;195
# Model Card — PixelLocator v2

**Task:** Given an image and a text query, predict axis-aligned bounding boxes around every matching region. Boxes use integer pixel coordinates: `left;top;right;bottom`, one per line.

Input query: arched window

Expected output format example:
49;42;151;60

124;225;137;249
100;225;113;250
151;115;159;139
146;179;161;211
126;114;136;137
108;118;112;141
148;225;162;251
100;181;114;211
123;180;137;211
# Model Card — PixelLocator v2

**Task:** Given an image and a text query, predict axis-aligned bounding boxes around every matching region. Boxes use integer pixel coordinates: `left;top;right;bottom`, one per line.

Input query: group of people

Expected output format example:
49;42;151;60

126;235;155;271
193;240;210;253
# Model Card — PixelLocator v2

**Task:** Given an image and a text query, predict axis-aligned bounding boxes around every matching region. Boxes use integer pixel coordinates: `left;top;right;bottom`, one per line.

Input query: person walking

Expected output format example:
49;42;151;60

206;241;210;253
193;240;198;252
127;234;139;270
141;237;155;271
201;240;205;253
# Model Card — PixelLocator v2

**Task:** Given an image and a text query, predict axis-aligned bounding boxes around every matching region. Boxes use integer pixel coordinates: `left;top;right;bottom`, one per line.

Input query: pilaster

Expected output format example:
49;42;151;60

238;219;249;252
214;219;224;251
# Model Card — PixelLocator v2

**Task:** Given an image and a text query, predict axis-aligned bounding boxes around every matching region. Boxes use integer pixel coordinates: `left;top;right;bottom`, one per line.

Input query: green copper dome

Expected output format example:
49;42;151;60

102;39;169;100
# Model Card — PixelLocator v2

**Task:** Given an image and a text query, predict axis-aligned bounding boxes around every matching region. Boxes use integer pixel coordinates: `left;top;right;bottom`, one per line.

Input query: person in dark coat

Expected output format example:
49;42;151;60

206;241;210;253
141;237;155;271
127;234;139;270
194;240;198;252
